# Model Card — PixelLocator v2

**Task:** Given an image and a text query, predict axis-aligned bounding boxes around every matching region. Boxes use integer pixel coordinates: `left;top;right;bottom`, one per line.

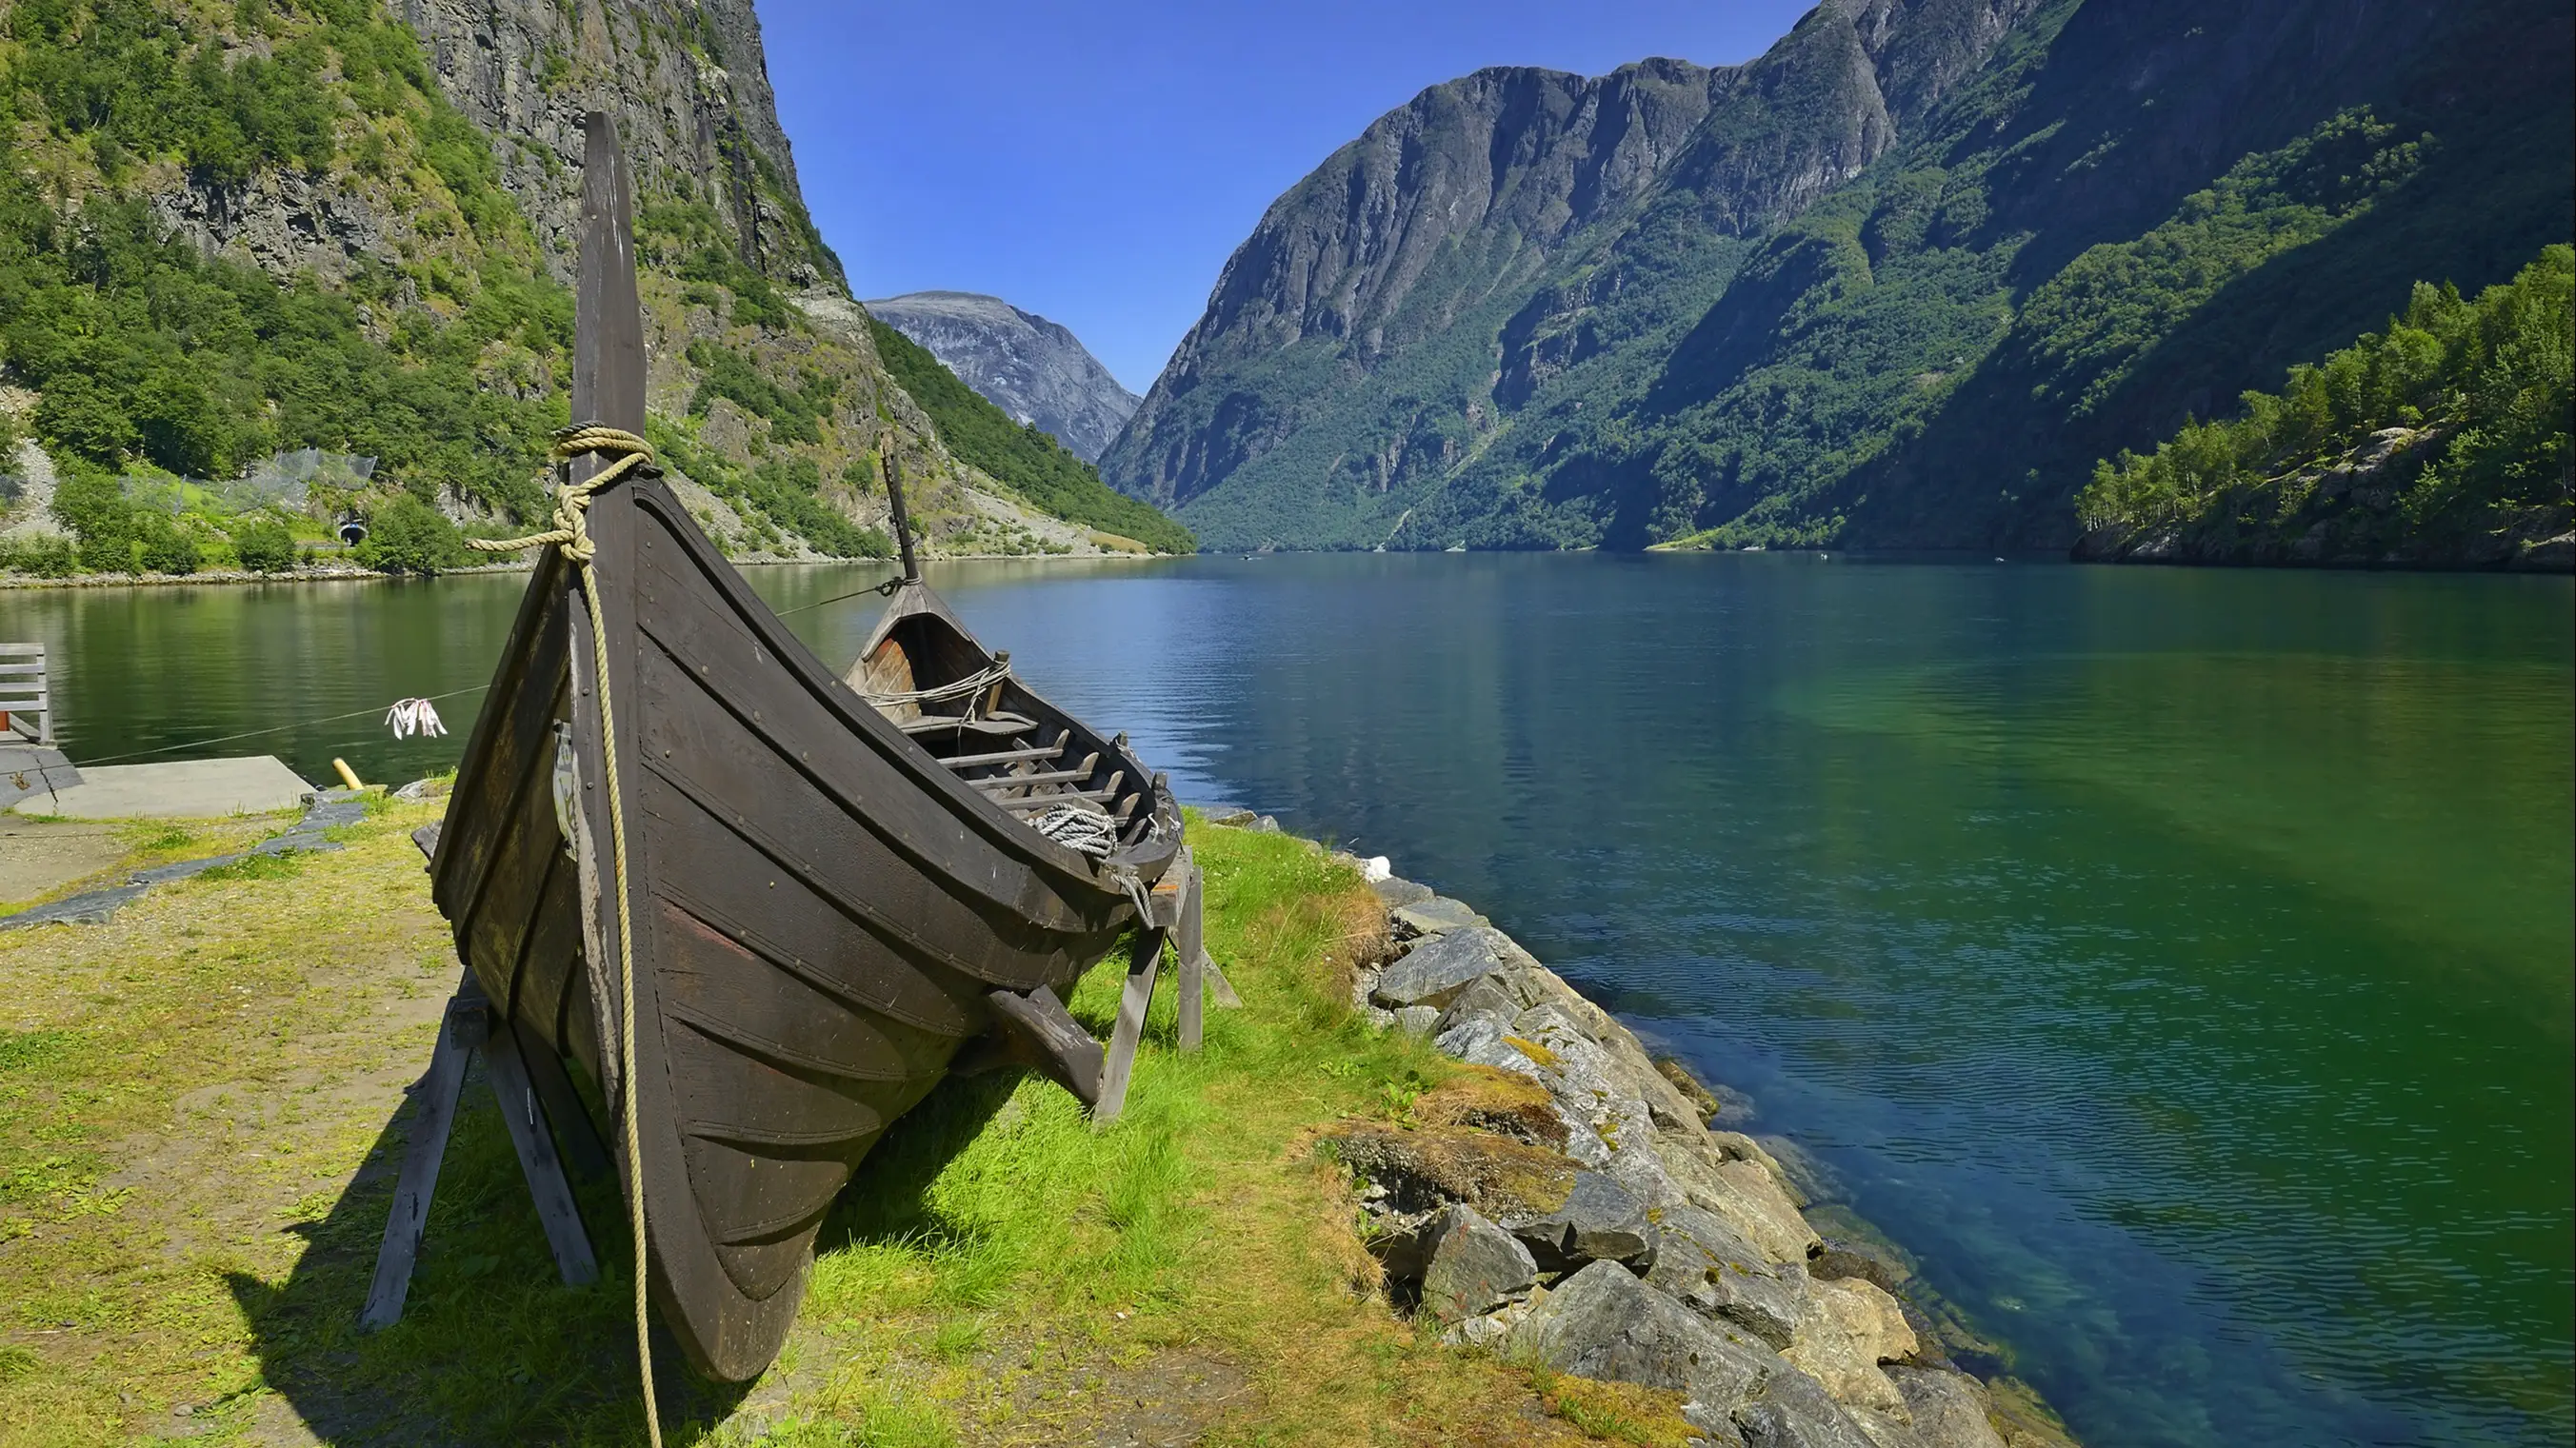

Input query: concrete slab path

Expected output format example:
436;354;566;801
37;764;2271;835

16;756;315;820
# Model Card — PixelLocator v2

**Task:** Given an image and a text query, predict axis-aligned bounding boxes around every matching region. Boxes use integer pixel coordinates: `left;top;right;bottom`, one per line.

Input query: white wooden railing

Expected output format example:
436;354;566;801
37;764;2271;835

0;643;53;744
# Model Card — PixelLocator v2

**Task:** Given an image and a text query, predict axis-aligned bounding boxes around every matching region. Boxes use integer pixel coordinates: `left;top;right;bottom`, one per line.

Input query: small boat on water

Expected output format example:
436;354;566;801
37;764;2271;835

424;114;1180;1381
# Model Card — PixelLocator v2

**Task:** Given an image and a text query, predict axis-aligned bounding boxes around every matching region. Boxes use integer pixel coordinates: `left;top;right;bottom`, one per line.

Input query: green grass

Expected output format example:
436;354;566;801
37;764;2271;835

0;805;1692;1445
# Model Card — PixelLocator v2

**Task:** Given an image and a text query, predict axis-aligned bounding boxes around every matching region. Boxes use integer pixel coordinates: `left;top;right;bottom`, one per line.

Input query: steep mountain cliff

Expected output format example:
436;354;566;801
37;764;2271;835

863;291;1139;463
1102;0;2572;554
0;0;1187;565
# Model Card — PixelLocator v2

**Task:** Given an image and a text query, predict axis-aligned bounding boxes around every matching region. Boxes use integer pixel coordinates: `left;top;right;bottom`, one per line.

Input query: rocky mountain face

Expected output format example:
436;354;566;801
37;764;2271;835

145;0;840;296
0;0;1178;561
862;292;1139;463
1101;0;2571;554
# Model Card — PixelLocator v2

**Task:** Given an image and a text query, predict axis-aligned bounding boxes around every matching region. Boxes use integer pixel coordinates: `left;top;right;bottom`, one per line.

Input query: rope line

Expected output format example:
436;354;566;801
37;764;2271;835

858;659;1010;708
68;684;492;767
772;574;904;617
471;423;663;1448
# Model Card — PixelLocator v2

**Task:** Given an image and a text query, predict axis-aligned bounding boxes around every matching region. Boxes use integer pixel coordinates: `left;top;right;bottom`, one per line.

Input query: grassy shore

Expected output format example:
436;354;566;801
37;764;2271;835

0;801;1691;1446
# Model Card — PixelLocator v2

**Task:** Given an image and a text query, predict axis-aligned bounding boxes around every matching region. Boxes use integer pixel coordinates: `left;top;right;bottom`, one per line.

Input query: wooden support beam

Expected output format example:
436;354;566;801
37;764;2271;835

982;985;1107;1110
360;968;477;1331
361;970;613;1332
1091;926;1165;1127
1175;849;1204;1054
480;1015;599;1286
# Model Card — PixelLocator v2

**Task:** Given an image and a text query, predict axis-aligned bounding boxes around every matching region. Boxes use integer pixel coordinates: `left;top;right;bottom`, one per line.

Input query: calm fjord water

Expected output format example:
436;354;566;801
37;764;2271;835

8;553;2569;1445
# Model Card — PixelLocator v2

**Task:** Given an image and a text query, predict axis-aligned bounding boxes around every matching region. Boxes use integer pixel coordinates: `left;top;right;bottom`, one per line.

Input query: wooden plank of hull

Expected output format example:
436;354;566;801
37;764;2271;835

429;472;1184;1381
629;520;1179;930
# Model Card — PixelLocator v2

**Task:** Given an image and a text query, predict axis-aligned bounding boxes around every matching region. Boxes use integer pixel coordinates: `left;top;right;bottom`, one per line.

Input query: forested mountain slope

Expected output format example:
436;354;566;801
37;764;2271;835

1101;0;2572;555
0;0;1187;570
2070;245;2570;568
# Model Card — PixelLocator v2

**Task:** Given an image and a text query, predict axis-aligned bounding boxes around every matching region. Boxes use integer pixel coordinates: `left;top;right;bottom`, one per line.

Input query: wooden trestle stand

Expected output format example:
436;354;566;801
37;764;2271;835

1093;843;1242;1126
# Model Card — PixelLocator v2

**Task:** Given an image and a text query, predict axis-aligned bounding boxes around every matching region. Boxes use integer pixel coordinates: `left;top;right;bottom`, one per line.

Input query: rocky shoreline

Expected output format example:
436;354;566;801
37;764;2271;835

0;561;536;589
1208;811;2077;1447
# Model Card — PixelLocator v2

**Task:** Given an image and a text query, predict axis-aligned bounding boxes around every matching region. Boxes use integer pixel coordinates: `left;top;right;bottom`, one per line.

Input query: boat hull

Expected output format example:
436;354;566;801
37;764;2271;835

430;473;1174;1379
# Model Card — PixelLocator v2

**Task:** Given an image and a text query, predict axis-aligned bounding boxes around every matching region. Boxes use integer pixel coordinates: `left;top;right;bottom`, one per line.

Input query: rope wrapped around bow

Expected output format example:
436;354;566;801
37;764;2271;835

467;421;665;1444
467;425;660;563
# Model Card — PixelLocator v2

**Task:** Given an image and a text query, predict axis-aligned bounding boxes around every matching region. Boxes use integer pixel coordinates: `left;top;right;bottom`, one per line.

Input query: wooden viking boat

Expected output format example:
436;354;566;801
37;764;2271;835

421;113;1182;1382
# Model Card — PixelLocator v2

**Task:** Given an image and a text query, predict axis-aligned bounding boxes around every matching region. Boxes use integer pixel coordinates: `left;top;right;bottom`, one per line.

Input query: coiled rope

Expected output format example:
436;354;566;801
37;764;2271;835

1031;802;1114;857
469;424;664;1448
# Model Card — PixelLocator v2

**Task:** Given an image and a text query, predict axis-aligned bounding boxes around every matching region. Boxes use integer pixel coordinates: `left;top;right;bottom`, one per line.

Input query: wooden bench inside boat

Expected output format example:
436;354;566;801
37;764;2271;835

898;709;1038;737
886;687;1152;835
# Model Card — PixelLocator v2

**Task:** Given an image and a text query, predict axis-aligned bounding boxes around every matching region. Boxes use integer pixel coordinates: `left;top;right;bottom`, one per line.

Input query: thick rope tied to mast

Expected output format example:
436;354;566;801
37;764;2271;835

469;423;665;1447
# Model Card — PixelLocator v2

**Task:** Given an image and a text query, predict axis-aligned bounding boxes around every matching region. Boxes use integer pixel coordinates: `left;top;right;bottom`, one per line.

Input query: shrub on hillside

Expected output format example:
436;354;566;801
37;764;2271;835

359;494;465;575
135;512;201;574
50;471;136;571
230;514;298;572
0;534;78;577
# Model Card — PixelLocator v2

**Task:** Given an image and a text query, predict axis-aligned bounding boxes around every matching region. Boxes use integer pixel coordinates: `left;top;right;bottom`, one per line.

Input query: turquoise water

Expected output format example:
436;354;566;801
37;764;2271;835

6;553;2568;1445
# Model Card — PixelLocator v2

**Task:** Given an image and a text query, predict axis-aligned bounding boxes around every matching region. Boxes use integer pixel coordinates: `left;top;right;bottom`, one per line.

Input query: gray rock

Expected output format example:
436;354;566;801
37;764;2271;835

1660;1143;1822;1266
1645;1204;1807;1348
1783;1277;1916;1414
1682;1400;1752;1447
1206;808;1258;827
1392;1005;1442;1037
1391;895;1485;937
1420;1205;1539;1323
1371;875;1435;908
1888;1366;2007;1448
1511;1260;1778;1410
1732;1366;1878;1448
1495;1002;1663;1168
1431;1013;1547;1081
391;777;448;803
1434;972;1525;1035
1372;927;1508;1008
1362;1005;1399;1031
1508;1169;1654;1270
1254;814;1282;833
1441;1297;1534;1350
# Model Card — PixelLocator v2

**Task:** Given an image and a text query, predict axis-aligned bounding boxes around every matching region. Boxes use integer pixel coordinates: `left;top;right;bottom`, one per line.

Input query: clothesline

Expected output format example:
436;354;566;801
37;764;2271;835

71;683;493;767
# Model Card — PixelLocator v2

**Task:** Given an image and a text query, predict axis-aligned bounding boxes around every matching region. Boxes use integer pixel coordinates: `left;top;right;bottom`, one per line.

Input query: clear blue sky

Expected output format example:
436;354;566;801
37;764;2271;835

756;1;1815;393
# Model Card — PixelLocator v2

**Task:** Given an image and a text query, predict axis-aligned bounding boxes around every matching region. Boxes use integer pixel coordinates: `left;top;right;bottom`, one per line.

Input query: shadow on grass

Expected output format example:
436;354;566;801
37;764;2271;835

816;1069;1024;1256
229;1058;751;1444
811;946;1150;1283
